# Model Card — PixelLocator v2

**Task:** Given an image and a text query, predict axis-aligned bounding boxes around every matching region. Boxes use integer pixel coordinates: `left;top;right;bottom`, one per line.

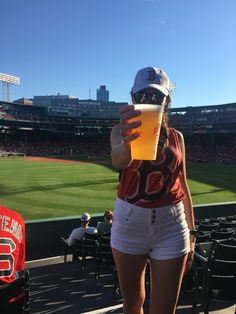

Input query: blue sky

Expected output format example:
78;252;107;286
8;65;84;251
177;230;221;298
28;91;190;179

1;0;236;108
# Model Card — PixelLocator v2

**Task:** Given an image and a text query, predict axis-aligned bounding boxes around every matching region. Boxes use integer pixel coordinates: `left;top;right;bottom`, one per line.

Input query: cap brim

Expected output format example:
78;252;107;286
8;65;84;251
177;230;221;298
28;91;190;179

132;83;169;96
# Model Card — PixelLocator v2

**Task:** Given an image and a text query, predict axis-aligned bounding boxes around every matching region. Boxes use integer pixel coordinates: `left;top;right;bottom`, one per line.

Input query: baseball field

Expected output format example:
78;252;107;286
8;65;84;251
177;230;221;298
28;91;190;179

0;156;235;221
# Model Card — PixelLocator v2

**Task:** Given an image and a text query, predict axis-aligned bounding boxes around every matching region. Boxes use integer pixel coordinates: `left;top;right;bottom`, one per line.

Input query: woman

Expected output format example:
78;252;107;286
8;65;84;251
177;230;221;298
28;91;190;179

96;210;113;234
110;66;196;314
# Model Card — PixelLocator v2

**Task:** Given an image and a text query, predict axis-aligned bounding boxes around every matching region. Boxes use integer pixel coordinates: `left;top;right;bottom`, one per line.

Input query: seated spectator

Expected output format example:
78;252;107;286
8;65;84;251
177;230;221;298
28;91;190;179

96;210;113;234
66;213;97;246
0;205;25;285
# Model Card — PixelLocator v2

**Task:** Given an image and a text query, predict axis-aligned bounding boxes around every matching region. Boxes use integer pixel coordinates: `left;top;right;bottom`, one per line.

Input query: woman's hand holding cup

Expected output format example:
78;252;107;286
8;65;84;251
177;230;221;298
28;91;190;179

119;104;142;144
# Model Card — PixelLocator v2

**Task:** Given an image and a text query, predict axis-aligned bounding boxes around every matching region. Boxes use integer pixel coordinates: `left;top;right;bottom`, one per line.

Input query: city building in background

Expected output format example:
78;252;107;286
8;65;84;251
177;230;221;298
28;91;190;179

13;98;33;105
32;94;125;118
96;85;109;102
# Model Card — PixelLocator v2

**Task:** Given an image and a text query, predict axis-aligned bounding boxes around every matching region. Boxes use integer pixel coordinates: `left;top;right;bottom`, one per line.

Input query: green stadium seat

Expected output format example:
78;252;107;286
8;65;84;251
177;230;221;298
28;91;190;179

0;269;30;314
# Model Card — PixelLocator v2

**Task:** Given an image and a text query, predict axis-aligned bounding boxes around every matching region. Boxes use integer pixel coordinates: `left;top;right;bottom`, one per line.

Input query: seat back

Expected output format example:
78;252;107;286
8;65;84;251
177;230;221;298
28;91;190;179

196;232;211;243
226;215;236;222
218;238;236;246
100;231;111;238
211;229;235;240
0;269;30;314
73;239;84;258
97;243;113;256
83;232;100;250
96;235;113;261
192;239;236;312
61;235;71;262
208;240;236;301
213;259;236;275
211;275;236;300
95;237;114;279
82;232;100;268
220;221;236;229
214;239;236;261
198;223;219;232
209;217;226;224
84;232;100;241
99;235;111;246
195;241;214;258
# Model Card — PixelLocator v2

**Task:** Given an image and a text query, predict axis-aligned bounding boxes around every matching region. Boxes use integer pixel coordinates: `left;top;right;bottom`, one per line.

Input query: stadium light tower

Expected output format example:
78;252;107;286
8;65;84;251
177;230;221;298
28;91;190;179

0;73;20;102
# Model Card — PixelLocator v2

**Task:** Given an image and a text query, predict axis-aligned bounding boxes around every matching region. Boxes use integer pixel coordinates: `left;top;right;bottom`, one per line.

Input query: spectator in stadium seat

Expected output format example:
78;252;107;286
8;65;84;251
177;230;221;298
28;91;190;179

0;205;25;285
96;210;113;234
66;212;97;246
110;66;196;314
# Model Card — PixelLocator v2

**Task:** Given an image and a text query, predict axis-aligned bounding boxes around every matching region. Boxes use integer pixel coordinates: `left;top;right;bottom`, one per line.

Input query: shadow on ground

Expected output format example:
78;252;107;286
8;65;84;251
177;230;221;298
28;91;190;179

28;258;236;314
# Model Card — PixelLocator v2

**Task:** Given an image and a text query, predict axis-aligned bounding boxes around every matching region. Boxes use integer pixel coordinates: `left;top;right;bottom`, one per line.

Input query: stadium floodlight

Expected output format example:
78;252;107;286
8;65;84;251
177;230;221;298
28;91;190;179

0;73;20;102
0;73;20;85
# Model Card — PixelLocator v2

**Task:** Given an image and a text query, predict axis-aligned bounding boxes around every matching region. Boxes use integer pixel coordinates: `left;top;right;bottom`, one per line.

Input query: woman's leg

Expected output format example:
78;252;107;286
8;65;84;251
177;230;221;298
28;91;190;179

149;254;188;314
112;248;147;314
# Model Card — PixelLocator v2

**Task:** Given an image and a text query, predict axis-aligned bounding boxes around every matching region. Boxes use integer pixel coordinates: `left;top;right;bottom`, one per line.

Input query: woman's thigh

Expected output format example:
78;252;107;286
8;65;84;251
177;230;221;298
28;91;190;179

149;254;188;314
112;248;147;306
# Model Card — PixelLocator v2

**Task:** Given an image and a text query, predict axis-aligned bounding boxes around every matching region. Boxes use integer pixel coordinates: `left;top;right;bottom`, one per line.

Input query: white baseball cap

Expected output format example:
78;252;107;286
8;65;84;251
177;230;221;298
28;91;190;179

81;212;91;221
131;66;170;96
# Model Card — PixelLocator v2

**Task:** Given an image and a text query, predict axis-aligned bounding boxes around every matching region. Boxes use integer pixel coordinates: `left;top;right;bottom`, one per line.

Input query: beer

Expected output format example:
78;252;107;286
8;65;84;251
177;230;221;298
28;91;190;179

129;104;163;160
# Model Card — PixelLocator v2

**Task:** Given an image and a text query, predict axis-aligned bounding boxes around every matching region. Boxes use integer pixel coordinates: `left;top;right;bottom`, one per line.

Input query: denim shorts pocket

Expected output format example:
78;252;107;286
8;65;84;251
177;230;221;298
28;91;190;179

170;203;185;223
114;206;132;224
113;201;135;230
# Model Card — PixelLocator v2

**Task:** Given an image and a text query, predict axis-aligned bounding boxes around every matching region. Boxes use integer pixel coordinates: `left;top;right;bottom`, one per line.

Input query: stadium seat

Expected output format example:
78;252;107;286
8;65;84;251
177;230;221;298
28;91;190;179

195;218;210;225
0;269;30;314
99;231;111;238
82;233;101;269
220;221;236;229
213;238;236;257
198;223;219;232
225;215;236;222
211;229;235;240
61;235;71;263
61;235;83;263
192;240;236;314
195;241;214;259
196;232;211;243
209;217;226;224
94;234;121;294
95;236;114;280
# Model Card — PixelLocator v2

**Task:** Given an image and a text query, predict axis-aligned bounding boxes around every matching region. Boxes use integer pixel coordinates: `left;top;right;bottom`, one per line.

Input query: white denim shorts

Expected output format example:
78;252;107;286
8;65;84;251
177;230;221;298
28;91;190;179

111;197;190;260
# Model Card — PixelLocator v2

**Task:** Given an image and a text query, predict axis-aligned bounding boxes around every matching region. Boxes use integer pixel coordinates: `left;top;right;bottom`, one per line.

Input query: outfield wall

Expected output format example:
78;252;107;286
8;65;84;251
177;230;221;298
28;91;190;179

25;202;236;261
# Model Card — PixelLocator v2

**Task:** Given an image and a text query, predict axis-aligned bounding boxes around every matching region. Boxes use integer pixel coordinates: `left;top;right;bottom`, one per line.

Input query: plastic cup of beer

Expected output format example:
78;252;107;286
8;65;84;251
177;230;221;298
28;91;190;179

129;104;163;160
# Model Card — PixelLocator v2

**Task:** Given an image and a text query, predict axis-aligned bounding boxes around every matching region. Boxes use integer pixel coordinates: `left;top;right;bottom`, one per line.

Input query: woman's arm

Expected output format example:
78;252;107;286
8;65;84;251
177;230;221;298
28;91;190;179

177;131;196;273
110;124;132;169
177;131;195;230
110;104;141;169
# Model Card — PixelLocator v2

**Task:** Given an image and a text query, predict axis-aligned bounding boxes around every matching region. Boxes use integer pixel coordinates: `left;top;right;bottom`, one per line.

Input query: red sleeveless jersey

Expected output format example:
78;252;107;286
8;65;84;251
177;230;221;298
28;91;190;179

117;128;185;208
0;205;25;284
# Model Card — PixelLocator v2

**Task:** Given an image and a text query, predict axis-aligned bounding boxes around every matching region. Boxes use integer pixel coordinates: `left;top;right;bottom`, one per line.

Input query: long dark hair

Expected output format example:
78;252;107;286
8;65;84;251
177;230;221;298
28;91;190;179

159;94;171;150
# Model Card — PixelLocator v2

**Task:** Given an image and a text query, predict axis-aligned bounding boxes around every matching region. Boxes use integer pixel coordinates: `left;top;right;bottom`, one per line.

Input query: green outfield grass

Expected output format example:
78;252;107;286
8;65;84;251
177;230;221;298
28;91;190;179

0;157;235;220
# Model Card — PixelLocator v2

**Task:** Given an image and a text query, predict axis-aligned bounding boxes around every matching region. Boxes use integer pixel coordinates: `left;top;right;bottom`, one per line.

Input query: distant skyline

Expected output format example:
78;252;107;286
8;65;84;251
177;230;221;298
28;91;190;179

1;0;236;108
